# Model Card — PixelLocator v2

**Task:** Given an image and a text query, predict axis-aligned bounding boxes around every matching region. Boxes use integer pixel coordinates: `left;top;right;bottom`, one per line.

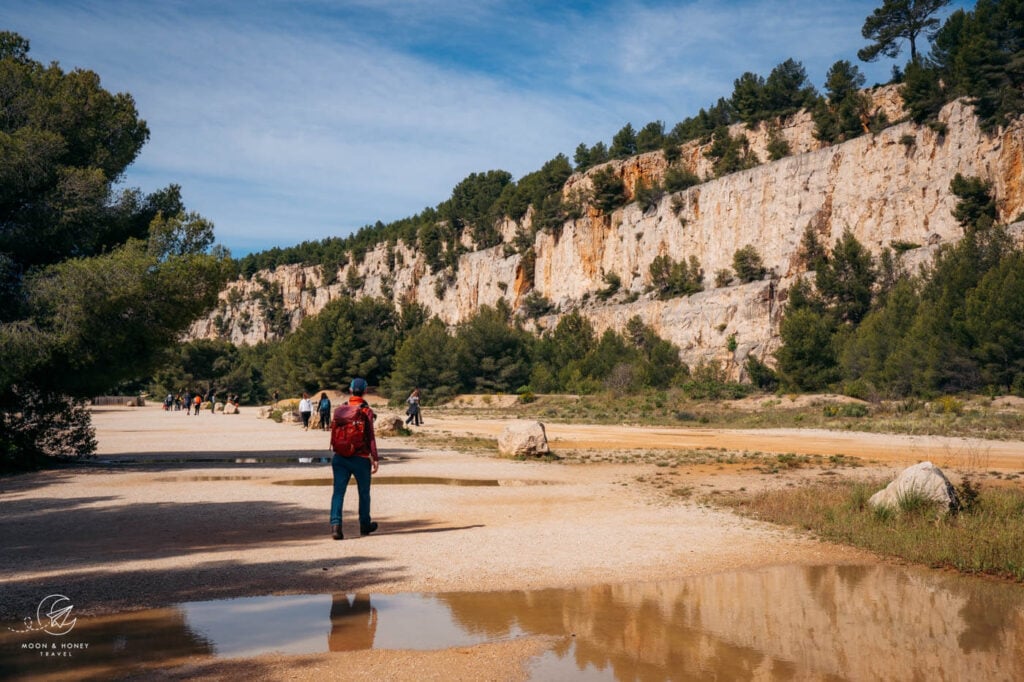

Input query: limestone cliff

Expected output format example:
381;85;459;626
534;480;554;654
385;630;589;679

189;91;1024;377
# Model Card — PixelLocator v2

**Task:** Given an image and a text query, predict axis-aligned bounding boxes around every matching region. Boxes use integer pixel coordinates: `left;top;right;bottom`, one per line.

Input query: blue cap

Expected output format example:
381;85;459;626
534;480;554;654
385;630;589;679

349;378;368;394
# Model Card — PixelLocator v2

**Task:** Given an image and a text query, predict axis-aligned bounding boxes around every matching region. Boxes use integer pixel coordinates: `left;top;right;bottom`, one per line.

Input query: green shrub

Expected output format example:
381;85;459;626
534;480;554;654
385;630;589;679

745;355;779;391
596;272;621;301
590;167;626;213
957;479;980;515
663;166;702;193
935;396;964;415
732;245;767;282
822;403;868;418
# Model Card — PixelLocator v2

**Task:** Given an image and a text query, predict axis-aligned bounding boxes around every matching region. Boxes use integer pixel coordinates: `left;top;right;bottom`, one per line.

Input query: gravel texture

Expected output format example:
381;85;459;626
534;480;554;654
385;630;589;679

6;403;1017;680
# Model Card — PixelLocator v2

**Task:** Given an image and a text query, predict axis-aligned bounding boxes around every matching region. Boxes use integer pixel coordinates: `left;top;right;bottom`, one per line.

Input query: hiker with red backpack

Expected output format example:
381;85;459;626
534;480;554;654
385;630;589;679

328;378;379;540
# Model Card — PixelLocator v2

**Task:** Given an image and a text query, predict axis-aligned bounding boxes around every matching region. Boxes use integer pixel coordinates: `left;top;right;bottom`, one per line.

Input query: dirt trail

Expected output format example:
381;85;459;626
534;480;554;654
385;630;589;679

4;405;1020;680
421;415;1024;470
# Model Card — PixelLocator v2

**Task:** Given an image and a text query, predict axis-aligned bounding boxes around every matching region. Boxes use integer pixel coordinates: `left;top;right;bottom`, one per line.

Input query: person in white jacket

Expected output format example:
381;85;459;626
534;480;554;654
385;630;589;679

298;393;313;430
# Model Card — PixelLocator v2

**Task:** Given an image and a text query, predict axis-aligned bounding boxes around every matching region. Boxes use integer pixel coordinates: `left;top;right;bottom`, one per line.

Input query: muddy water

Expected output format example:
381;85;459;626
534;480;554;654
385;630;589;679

3;565;1022;680
273;476;501;487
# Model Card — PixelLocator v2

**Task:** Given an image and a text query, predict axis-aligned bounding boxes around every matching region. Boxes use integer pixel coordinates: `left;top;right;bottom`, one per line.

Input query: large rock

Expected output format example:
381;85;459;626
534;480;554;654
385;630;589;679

498;421;550;457
373;412;405;436
868;461;960;514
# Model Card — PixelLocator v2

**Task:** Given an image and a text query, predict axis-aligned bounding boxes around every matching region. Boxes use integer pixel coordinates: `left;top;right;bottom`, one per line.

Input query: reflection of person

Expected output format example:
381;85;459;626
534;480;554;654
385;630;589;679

405;387;421;427
298;392;313;430
328;593;377;652
330;378;379;540
317;392;332;431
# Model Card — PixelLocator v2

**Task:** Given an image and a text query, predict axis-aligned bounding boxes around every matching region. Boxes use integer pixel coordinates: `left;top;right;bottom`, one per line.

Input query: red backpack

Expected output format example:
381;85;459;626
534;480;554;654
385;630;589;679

330;403;371;456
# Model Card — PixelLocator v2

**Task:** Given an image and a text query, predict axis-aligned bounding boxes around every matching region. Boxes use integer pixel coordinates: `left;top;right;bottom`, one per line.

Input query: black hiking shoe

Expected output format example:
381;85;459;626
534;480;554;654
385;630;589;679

331;525;343;540
360;522;378;537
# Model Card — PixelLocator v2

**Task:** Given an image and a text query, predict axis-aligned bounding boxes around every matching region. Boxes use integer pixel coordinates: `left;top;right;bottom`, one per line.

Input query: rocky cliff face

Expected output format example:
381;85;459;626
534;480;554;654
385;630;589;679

190;92;1024;377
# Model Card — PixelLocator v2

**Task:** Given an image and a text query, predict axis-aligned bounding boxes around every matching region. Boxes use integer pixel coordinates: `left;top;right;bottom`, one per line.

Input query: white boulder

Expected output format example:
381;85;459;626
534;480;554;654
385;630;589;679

498;421;550;457
868;461;960;514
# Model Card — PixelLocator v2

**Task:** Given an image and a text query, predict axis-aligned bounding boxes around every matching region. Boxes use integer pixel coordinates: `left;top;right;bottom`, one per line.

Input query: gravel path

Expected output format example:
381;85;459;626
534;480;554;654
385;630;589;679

8;403;1005;680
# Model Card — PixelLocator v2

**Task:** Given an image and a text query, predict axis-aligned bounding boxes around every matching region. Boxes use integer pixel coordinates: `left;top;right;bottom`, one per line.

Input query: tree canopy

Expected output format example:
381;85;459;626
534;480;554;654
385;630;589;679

858;0;951;63
1;32;230;469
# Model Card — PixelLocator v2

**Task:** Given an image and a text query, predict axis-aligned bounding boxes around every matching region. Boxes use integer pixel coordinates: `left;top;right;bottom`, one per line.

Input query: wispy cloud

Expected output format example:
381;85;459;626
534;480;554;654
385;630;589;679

5;0;972;254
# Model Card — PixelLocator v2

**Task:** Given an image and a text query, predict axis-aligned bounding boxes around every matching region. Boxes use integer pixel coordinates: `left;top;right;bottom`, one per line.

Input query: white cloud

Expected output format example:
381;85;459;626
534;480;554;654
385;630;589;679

7;0;970;254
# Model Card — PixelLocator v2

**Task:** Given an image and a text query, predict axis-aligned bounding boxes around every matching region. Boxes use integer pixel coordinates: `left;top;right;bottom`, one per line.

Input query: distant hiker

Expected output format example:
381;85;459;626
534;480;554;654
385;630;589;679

185;391;193;415
328;378;379;540
299;392;313;430
193;394;201;415
272;390;280;405
405;387;421;427
206;387;216;413
317;392;332;431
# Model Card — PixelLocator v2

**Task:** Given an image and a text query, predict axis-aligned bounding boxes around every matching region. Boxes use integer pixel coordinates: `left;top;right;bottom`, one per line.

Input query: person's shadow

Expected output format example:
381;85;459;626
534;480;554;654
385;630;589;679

328;593;377;652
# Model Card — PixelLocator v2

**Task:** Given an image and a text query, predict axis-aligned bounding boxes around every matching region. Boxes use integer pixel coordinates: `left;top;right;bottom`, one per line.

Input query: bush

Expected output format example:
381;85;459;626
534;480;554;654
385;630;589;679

633;179;664;212
648;254;704;299
733;245;767;282
766;129;791;160
596;272;621;301
590;167;626;213
745;355;779;391
680;361;751;400
663;167;702;193
957;479;980;515
822;403;869;418
1;386;96;471
934;396;964;415
522;292;554;319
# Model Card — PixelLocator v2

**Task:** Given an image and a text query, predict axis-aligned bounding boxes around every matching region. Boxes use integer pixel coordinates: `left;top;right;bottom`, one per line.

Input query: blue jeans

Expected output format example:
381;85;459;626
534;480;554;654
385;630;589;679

330;455;372;528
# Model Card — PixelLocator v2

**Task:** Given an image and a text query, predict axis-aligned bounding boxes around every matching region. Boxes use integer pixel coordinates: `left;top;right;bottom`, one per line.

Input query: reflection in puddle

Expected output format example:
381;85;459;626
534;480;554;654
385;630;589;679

3;565;1022;680
273;476;501;487
153;476;255;482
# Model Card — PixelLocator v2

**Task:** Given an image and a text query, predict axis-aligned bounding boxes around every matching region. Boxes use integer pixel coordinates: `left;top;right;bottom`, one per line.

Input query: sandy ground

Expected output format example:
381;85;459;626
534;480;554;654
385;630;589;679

3;404;1023;680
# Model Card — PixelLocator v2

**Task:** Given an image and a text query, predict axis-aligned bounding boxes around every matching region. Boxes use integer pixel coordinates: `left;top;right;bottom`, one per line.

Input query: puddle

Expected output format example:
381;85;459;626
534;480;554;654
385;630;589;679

4;565;1023;680
153;476;256;482
95;457;333;465
273;476;500;487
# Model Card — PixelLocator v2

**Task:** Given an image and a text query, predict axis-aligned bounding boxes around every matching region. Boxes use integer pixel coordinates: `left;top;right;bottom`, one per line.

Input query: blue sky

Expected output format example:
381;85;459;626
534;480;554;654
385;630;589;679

7;0;971;256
